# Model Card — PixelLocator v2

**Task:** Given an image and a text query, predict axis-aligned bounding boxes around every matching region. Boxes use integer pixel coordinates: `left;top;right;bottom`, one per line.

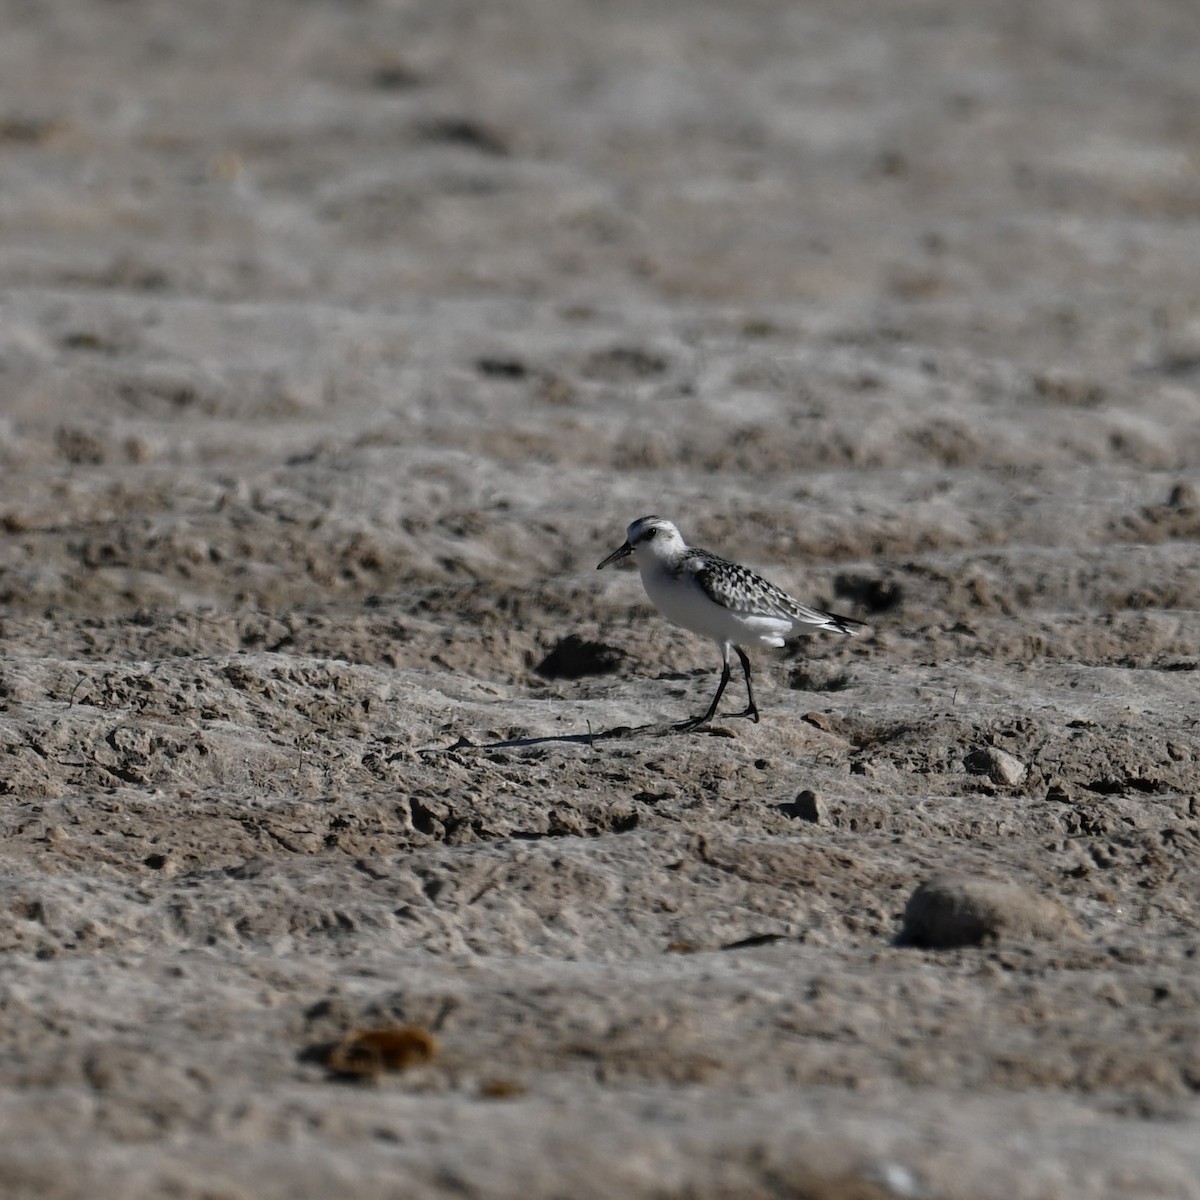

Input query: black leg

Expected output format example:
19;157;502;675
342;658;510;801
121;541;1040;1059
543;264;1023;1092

675;650;731;731
731;646;759;722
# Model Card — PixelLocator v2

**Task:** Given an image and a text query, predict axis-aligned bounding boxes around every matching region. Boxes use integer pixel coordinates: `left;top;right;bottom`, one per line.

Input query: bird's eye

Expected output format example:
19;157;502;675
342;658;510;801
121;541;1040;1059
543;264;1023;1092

644;528;657;541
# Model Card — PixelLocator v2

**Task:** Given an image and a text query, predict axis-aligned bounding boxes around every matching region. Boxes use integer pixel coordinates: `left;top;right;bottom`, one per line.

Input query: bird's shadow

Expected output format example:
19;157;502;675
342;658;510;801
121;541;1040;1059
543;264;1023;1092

420;720;739;755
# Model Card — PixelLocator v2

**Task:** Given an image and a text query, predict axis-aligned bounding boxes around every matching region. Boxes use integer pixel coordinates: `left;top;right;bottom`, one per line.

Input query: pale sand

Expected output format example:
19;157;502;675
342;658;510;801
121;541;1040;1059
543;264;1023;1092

1;2;1199;1197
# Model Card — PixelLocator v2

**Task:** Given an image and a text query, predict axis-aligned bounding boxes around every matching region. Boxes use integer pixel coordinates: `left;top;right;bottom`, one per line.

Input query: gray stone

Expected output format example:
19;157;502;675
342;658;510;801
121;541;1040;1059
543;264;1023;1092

898;874;1079;948
965;746;1028;787
792;789;823;823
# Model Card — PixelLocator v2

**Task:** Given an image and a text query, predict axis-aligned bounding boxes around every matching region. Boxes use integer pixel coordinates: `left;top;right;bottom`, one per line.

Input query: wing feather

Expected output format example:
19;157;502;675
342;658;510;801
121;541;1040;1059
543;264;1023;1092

686;551;863;635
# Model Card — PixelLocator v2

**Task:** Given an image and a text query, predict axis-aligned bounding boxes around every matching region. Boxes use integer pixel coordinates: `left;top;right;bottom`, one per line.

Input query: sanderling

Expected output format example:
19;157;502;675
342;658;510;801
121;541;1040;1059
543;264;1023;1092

597;515;864;730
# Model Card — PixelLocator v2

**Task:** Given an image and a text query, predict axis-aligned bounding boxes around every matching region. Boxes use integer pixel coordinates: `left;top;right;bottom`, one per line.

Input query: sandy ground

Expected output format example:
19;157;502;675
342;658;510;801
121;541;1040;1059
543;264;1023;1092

1;1;1200;1196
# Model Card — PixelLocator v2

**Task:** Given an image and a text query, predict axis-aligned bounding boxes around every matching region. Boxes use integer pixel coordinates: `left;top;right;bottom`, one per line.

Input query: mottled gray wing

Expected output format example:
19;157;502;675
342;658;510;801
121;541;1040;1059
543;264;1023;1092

689;551;863;633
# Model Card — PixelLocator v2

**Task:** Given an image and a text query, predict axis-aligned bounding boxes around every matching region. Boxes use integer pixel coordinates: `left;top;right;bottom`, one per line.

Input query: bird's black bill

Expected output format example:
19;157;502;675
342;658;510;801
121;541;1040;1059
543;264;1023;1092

597;542;633;569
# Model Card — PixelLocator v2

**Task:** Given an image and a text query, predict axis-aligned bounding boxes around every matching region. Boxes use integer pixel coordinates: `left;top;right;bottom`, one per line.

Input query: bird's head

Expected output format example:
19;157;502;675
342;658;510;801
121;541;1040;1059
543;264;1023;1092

597;515;685;569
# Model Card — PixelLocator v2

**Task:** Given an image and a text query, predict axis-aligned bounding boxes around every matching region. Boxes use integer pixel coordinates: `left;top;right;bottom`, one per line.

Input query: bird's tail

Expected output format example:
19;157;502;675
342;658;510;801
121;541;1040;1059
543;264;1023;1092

821;609;867;636
790;602;867;636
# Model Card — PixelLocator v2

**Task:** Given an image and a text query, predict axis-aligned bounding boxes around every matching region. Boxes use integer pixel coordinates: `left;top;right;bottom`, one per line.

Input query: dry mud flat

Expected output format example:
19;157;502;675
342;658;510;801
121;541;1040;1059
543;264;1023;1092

2;1;1200;1198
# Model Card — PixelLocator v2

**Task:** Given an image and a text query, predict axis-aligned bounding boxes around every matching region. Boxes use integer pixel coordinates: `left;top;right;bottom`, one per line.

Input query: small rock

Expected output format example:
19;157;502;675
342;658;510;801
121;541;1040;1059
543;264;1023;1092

780;789;823;823
964;745;1027;786
325;1026;438;1080
1045;777;1071;803
1168;481;1196;510
897;874;1079;948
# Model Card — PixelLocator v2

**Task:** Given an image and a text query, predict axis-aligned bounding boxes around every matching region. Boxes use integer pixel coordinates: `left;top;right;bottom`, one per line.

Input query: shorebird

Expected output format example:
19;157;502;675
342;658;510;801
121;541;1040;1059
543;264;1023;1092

597;515;863;730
